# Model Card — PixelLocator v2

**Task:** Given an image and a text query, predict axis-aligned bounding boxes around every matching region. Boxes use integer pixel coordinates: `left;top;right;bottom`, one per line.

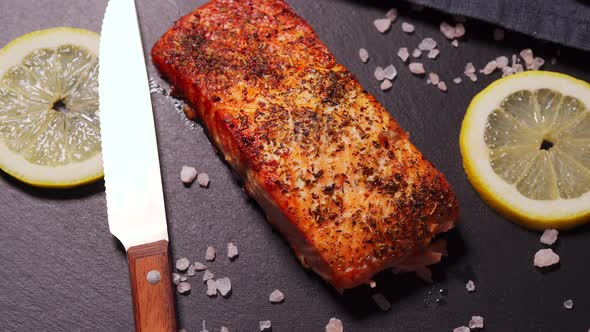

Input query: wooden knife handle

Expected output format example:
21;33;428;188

127;240;177;332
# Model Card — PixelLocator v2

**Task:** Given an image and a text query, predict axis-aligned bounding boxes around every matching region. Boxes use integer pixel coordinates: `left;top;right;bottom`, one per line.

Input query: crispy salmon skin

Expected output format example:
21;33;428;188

152;0;459;290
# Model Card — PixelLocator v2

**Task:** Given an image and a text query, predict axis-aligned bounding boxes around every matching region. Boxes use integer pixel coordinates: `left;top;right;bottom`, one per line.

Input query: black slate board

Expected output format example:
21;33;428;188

1;1;589;331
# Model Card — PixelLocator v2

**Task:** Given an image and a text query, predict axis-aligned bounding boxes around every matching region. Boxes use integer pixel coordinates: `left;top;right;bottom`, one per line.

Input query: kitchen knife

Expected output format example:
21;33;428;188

99;0;177;330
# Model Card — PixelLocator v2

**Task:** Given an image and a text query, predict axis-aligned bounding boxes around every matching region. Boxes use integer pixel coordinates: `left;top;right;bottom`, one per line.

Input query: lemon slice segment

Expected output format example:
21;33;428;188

0;27;102;188
460;71;590;229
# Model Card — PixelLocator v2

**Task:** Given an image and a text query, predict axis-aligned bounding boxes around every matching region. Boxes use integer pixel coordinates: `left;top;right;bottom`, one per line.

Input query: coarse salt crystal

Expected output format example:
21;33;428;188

383;65;397;80
374;66;386;81
172;273;181;285
206;246;216;261
367;280;377;288
428;73;440;85
259;320;271;331
386;8;398;22
176;257;190;271
512;54;518;66
177;282;191;294
541;229;558;245
180;166;198;184
227;242;239;259
480;60;498;75
372;293;391;311
454;23;465;38
520;49;534;65
418;38;437;51
494;28;505;41
203;270;214;281
451;39;459;48
359;48;369;63
529;57;545;70
467;73;477;82
180;275;188;282
269;289;285;303
464;62;476;74
380;79;393;91
194;262;207;271
496;56;509;68
401;22;415;33
440;22;456;40
427;49;440;59
409;63;426;74
206;279;217;297
398;47;410;62
325;318;344;332
412;48;422;58
469;316;484;329
374;18;391;33
513;64;524;73
453;326;470;332
216;277;232;296
197;173;210;187
564;299;573;309
466;280;475;292
501;66;514;77
437;81;448;92
187;264;196;277
453;77;462;84
534;248;560;267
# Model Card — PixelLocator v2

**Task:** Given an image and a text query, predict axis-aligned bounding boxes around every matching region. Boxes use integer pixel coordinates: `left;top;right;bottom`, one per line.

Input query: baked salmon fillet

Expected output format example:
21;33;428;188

152;0;459;290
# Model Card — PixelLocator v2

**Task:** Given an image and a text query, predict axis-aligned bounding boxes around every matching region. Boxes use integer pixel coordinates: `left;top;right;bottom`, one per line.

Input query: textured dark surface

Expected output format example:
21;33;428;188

0;1;589;331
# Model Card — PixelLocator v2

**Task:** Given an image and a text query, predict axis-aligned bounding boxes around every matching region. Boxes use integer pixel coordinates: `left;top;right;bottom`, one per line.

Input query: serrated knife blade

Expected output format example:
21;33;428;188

99;0;176;330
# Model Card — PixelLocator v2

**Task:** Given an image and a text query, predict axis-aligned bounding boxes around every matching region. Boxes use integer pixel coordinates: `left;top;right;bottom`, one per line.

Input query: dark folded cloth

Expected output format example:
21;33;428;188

408;0;590;51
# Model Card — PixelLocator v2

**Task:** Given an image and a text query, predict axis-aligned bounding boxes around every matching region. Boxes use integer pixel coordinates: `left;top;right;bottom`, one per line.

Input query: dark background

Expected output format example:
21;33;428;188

1;1;589;331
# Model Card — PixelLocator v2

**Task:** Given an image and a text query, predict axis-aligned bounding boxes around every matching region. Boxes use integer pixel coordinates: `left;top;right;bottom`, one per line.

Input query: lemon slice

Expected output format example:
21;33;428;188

460;71;590;230
0;27;102;188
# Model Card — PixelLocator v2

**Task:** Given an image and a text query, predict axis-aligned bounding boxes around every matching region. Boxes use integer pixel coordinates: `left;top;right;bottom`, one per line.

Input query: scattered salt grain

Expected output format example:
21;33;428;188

541;229;558;245
206;279;217;297
469;316;484;329
203;270;214;281
564;299;573;310
453;77;462;84
180;276;188;282
380;79;393;91
385;8;398;22
374;66;386;81
427;49;440;59
453;326;470;332
172;273;181;285
496;56;509;68
513;64;524;73
468;74;478;82
367;280;377;288
466;280;475;292
501;66;514;77
534;248;560;267
428;73;440;85
176;257;190;271
464;62;476;75
206;246;216;261
180;166;198;184
177;282;191;294
187;264;196;277
494;28;505;41
529;57;545;70
412;49;422;58
259;320;272;331
269;289;285;303
221;327;229;332
398;47;410;62
520;49;534;66
437;81;448;92
372;293;391;311
216;277;232;296
418;38;437;51
454;23;465;38
194;262;207;271
451;39;459;48
325;318;344;332
409;63;426;74
401;22;415;33
480;60;498;75
374;18;391;33
227;242;239;260
440;22;456;40
358;48;369;63
383;65;397;80
511;54;518;66
197;173;210;187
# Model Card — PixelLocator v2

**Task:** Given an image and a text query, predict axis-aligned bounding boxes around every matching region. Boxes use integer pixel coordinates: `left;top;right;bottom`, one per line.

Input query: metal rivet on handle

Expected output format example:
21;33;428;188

147;270;161;284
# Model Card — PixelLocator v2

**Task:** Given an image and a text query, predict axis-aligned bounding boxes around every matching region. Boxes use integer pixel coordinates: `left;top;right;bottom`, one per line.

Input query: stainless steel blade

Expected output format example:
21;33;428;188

99;0;168;250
